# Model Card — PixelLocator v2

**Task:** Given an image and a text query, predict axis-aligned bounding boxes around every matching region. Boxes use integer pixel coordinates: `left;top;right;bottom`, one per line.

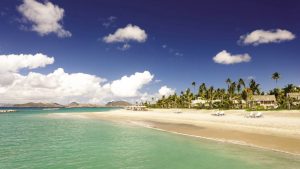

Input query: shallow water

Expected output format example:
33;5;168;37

0;108;299;169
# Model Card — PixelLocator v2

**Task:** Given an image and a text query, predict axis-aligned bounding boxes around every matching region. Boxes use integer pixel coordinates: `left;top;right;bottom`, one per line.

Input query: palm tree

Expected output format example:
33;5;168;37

184;88;193;108
208;86;215;108
272;72;280;84
226;78;231;90
192;81;196;95
198;83;207;99
230;82;237;94
161;95;166;108
249;79;260;95
283;84;296;95
237;78;245;94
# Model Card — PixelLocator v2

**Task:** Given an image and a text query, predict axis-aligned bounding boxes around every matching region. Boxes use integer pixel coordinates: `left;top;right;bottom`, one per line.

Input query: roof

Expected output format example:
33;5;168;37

287;93;300;99
192;99;207;104
250;95;276;102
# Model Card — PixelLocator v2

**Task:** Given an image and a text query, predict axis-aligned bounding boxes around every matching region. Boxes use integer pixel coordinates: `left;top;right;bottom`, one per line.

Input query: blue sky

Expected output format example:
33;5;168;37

0;0;299;103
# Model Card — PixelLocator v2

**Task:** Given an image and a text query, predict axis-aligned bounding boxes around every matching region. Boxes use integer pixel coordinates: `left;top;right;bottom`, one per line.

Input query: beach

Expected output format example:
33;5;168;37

50;108;300;156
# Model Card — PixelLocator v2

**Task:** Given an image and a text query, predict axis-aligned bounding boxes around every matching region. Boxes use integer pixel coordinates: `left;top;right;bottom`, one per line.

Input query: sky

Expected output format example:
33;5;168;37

0;0;299;104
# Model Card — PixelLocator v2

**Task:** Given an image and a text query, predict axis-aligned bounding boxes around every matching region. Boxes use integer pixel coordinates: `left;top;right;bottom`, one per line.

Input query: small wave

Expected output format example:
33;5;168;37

43;108;60;110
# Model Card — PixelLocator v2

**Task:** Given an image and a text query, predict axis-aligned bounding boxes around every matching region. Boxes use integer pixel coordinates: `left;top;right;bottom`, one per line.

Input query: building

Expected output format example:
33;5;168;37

191;97;207;107
231;99;247;109
248;95;277;109
125;105;147;111
191;97;221;108
287;93;300;106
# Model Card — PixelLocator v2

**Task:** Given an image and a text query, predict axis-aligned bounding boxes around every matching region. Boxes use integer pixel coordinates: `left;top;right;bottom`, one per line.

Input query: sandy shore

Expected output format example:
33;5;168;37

48;108;300;155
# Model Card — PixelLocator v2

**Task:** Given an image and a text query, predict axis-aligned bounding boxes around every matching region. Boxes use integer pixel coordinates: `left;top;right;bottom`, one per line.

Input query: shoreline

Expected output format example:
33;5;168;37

132;121;300;157
47;108;300;156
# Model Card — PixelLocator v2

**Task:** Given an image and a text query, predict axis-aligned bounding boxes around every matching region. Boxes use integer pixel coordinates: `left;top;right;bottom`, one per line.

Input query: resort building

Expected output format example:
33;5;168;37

248;95;278;109
287;92;300;106
191;97;222;108
231;99;247;109
125;105;147;111
191;97;207;107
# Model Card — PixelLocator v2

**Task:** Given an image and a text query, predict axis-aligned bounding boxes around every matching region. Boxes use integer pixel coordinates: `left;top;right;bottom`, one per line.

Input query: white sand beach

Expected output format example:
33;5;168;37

48;109;300;155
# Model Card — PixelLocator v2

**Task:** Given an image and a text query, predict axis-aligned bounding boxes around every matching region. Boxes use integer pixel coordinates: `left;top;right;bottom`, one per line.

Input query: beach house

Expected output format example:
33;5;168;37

248;95;278;109
191;97;222;108
191;97;207;107
287;92;300;106
125;105;147;111
231;99;247;109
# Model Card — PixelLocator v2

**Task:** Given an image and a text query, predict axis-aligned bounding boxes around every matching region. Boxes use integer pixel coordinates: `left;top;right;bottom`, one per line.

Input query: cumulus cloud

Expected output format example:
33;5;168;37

139;85;176;103
0;54;154;104
239;29;295;45
158;86;175;97
103;24;147;43
0;68;108;103
213;50;251;65
110;71;154;97
17;0;71;37
0;53;54;73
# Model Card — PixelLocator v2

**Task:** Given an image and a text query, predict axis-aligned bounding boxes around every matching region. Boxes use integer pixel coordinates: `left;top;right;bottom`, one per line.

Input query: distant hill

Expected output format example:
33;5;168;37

66;102;102;108
67;102;80;107
13;102;64;108
105;101;132;107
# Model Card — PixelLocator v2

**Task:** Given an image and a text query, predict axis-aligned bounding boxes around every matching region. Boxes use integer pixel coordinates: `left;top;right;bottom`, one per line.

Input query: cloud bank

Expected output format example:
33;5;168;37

0;54;154;104
213;50;251;65
17;0;71;37
103;24;147;43
239;29;295;45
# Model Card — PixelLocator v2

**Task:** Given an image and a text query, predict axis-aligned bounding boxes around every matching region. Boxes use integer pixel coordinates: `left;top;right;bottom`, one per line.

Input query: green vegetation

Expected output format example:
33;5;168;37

144;72;300;110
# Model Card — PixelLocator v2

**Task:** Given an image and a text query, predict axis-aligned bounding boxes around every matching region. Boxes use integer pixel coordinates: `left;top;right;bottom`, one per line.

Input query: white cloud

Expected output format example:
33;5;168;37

0;53;54;73
175;52;183;56
154;79;162;83
161;44;184;56
0;68;107;103
102;16;117;28
0;54;154;104
247;76;255;80
140;85;176;102
240;29;295;45
103;24;147;43
213;50;251;65
117;43;131;51
110;71;154;97
17;0;71;37
158;86;175;97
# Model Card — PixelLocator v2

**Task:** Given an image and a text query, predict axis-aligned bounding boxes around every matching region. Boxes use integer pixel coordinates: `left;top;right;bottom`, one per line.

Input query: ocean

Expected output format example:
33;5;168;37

0;108;299;169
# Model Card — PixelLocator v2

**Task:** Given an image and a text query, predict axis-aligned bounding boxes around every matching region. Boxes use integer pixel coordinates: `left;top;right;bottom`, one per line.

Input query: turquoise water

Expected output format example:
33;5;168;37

0;108;299;169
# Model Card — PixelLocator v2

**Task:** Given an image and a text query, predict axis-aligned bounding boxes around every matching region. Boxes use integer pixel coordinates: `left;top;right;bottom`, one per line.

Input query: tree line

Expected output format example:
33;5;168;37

144;72;300;109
